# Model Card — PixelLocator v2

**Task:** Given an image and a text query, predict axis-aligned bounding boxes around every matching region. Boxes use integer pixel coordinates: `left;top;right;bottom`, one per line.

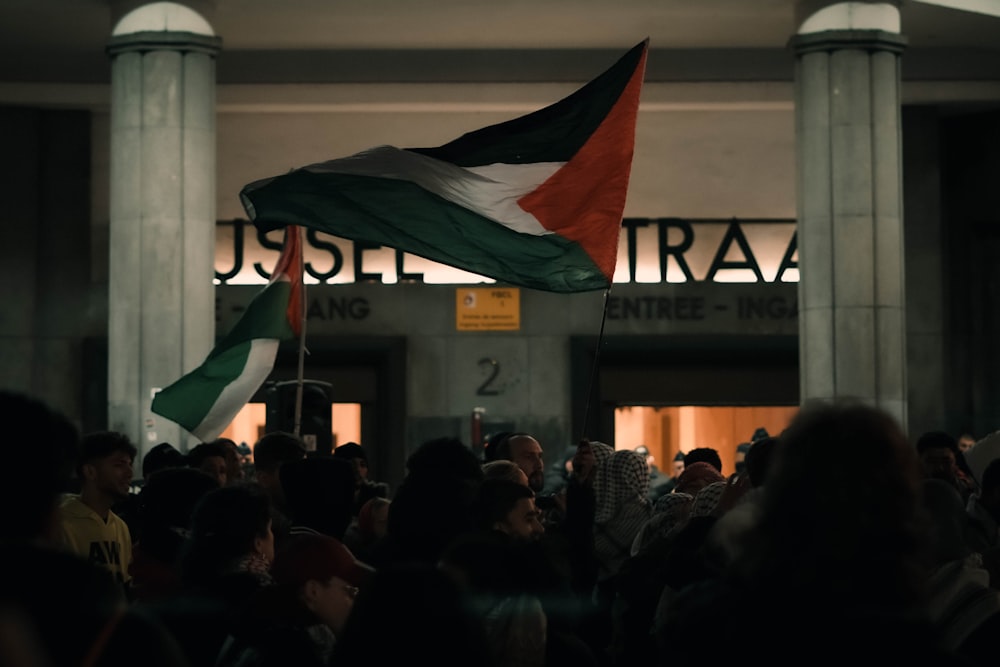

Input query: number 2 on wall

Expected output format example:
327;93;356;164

477;357;501;396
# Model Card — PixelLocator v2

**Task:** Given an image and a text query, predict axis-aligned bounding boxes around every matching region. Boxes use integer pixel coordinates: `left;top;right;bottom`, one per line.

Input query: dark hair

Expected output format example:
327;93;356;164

916;431;959;456
334;442;368;464
482;431;513;463
181;484;273;586
253;431;306;473
142;442;185;478
0;391;80;540
406;437;484;482
683;447;723;473
738;401;924;607
471;478;536;530
187;442;228;469
491;432;532;463
77;431;137;478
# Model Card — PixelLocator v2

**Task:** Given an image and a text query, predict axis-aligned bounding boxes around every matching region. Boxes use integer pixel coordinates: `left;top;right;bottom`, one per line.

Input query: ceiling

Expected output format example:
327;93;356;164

1;0;998;84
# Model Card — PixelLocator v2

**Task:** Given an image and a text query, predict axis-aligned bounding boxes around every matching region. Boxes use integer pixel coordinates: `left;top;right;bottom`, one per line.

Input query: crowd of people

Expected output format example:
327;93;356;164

4;387;1000;666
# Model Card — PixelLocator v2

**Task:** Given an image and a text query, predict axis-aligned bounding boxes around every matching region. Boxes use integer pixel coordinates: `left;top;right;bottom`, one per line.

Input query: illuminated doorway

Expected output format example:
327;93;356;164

219;402;362;462
614;405;798;476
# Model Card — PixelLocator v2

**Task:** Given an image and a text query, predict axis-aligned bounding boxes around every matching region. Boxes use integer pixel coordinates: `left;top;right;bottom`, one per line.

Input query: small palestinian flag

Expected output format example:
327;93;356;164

151;226;303;441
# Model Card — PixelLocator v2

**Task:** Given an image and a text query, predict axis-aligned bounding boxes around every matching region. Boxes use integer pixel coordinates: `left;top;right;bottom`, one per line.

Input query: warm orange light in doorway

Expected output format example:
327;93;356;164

219;402;363;460
614;405;799;476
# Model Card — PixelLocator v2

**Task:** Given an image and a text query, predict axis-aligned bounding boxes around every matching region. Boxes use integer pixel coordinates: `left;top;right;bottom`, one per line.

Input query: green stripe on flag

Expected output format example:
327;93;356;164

152;278;297;436
151;340;255;433
246;172;608;292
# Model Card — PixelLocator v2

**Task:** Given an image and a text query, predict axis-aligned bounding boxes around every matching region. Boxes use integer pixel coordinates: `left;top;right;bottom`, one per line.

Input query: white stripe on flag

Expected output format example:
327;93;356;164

191;339;280;441
306;145;563;235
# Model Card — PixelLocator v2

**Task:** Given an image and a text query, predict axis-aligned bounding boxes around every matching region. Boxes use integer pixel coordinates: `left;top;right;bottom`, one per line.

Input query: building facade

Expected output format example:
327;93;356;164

2;1;999;489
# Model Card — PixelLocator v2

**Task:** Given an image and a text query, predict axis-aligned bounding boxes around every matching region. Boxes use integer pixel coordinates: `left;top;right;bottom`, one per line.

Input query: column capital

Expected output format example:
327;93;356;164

107;30;222;58
790;29;907;56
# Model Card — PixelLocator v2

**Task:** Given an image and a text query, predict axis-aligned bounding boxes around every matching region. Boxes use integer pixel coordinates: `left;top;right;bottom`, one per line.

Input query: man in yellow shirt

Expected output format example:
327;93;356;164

57;430;137;589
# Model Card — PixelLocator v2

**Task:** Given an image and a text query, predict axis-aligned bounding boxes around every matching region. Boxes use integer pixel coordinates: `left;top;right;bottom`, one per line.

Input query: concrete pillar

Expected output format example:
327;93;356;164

106;3;221;457
792;2;908;426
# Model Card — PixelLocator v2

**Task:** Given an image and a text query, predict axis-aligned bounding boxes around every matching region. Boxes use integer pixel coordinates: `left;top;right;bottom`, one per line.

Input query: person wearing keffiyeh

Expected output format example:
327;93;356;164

631;492;695;556
593;449;652;582
673;461;724;496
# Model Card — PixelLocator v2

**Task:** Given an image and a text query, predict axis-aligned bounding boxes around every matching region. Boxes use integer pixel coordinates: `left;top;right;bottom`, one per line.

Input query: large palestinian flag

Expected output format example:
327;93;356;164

240;40;648;293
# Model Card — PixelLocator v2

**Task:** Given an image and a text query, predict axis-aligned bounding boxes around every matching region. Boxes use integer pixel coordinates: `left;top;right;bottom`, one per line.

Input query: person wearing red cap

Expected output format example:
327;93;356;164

216;533;375;667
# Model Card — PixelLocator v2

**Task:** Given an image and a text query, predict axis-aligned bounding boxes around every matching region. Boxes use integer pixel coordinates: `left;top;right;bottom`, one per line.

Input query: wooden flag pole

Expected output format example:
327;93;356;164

293;226;307;437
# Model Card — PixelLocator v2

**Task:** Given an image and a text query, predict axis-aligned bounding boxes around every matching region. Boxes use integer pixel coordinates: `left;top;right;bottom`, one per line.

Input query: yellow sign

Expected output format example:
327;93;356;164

456;288;520;331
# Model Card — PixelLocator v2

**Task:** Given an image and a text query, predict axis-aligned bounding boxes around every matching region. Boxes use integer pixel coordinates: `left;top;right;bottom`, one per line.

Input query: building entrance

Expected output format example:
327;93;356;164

571;334;799;472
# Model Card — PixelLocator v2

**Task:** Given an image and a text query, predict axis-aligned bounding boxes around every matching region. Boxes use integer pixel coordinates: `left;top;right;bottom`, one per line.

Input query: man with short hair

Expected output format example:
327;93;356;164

474;478;545;542
187;441;229;488
252;431;307;548
142;441;185;483
683;447;723;474
57;430;137;588
917;431;976;503
252;431;306;508
494;433;545;493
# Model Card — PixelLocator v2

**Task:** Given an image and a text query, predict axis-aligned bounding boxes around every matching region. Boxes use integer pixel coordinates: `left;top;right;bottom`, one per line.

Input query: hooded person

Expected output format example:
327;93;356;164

593;449;652;583
673;461;725;496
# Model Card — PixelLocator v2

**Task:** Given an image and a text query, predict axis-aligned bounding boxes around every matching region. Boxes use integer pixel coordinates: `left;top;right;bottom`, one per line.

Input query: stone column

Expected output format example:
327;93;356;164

106;3;221;457
792;2;908;426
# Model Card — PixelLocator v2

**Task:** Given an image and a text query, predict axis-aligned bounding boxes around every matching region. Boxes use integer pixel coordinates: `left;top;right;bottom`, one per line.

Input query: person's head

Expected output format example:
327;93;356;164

957;431;976;454
187;441;228;488
333;442;369;484
482;459;530;486
594;449;651;524
0;391;79;541
494;433;545;493
472;478;544;541
252;431;306;500
182;484;275;585
357;497;391;543
916;431;959;483
635;444;655;468
683;447;723;474
77;431;137;502
142;442;185;481
674;461;725;496
210;438;245;484
271;534;374;634
405;436;484;483
745;401;924;605
672;451;686;477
